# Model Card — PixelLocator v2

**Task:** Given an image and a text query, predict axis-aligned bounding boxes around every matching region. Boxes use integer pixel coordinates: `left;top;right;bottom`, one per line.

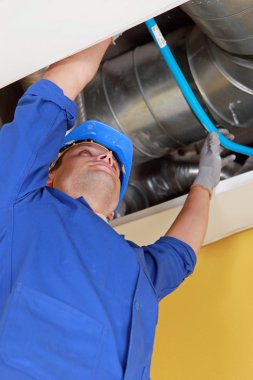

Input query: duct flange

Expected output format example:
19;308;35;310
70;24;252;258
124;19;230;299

187;27;253;129
181;0;253;55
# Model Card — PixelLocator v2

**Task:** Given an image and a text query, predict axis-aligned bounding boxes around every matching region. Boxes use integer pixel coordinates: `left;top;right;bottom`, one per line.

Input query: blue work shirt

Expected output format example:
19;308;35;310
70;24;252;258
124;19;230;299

0;80;196;380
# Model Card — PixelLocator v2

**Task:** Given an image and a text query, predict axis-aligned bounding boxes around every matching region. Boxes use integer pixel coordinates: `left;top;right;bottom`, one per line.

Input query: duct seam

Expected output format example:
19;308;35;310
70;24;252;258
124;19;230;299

101;64;125;134
206;39;253;95
101;61;156;159
133;47;184;148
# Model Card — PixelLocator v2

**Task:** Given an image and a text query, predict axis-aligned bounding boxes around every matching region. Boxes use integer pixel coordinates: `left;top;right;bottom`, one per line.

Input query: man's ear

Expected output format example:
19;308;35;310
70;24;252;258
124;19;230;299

46;170;55;187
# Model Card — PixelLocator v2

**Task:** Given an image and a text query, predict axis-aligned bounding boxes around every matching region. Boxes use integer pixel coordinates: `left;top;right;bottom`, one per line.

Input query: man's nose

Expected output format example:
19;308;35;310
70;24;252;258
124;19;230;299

96;151;113;166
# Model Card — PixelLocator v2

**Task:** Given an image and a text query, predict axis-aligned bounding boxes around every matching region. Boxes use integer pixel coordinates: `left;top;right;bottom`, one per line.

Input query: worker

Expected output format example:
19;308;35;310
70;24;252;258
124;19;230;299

0;37;234;379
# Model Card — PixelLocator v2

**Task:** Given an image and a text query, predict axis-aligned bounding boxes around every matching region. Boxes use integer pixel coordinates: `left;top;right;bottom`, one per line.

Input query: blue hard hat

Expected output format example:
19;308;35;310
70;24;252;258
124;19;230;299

60;120;133;209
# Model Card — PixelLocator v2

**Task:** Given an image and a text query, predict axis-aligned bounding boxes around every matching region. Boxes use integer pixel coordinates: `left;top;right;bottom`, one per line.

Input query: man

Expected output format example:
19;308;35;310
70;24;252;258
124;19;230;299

0;38;233;379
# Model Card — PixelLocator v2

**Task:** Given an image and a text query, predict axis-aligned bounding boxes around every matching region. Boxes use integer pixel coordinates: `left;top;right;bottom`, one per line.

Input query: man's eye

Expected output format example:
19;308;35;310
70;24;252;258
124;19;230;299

80;149;91;156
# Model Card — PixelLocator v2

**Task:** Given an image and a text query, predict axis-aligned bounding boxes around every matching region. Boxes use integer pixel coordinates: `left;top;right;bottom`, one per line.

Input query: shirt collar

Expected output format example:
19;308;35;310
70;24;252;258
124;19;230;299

95;213;109;223
76;196;108;223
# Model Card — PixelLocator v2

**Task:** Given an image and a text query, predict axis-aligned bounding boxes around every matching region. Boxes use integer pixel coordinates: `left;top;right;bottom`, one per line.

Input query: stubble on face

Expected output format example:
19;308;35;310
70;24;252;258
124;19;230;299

72;166;120;207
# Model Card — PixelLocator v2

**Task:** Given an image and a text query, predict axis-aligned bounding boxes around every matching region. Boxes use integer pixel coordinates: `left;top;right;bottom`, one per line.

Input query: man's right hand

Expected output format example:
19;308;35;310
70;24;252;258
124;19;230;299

43;38;112;100
192;129;236;196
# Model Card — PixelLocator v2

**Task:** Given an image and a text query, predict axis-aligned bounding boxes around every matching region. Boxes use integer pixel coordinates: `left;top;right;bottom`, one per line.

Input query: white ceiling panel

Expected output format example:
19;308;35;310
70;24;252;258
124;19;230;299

0;0;188;88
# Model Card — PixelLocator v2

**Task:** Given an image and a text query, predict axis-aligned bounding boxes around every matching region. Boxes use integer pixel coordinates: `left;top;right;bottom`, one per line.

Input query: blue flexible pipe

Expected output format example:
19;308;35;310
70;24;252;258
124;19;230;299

145;18;253;156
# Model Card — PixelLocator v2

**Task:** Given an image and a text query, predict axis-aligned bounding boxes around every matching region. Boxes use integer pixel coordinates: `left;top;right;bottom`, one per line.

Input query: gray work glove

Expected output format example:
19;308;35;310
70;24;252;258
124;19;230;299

193;130;236;196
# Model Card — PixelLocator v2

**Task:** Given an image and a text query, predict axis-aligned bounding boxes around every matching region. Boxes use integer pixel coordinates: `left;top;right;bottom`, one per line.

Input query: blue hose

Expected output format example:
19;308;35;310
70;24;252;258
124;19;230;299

145;18;253;156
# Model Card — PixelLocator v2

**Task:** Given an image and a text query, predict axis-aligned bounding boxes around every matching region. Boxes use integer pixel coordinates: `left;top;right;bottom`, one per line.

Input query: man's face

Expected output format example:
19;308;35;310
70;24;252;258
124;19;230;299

47;142;121;218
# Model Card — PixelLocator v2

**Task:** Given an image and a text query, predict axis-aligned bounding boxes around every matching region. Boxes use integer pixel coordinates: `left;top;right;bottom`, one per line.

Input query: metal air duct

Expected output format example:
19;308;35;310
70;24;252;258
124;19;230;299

81;10;253;216
83;27;206;164
83;23;253;169
181;0;253;55
116;154;240;217
187;27;253;129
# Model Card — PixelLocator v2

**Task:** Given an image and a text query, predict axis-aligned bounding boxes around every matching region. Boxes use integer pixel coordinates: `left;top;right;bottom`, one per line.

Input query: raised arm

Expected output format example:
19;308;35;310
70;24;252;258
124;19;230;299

166;185;210;255
165;131;235;255
43;38;112;100
0;39;112;206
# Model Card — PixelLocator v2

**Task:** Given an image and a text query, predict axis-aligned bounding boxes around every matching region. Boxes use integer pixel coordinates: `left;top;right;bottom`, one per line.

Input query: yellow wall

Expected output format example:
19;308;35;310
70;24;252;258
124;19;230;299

151;228;253;380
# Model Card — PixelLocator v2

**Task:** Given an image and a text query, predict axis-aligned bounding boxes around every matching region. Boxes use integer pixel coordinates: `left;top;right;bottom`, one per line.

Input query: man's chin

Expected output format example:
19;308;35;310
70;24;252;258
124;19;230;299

75;171;118;196
89;163;117;179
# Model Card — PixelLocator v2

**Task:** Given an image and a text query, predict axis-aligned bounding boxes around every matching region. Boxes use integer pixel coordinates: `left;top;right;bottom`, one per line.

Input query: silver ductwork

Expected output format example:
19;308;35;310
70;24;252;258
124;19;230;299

83;27;206;164
75;92;87;125
181;0;253;55
187;28;253;129
80;1;253;216
20;69;47;91
116;154;240;217
83;25;253;165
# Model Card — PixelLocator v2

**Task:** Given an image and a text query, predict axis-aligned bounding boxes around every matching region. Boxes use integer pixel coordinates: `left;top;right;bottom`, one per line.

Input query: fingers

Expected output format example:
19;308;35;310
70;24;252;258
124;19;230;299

207;132;220;153
202;129;236;158
245;156;253;164
216;128;237;168
217;128;235;155
217;128;235;141
196;132;222;193
221;154;236;168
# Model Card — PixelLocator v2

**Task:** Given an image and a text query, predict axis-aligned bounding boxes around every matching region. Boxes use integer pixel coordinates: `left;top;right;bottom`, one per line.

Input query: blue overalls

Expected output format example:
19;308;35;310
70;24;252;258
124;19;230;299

0;80;196;379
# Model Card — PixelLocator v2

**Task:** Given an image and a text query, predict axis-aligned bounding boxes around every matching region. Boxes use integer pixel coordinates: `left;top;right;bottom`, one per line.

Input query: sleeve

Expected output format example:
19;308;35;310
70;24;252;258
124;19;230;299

142;236;197;301
0;79;77;206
